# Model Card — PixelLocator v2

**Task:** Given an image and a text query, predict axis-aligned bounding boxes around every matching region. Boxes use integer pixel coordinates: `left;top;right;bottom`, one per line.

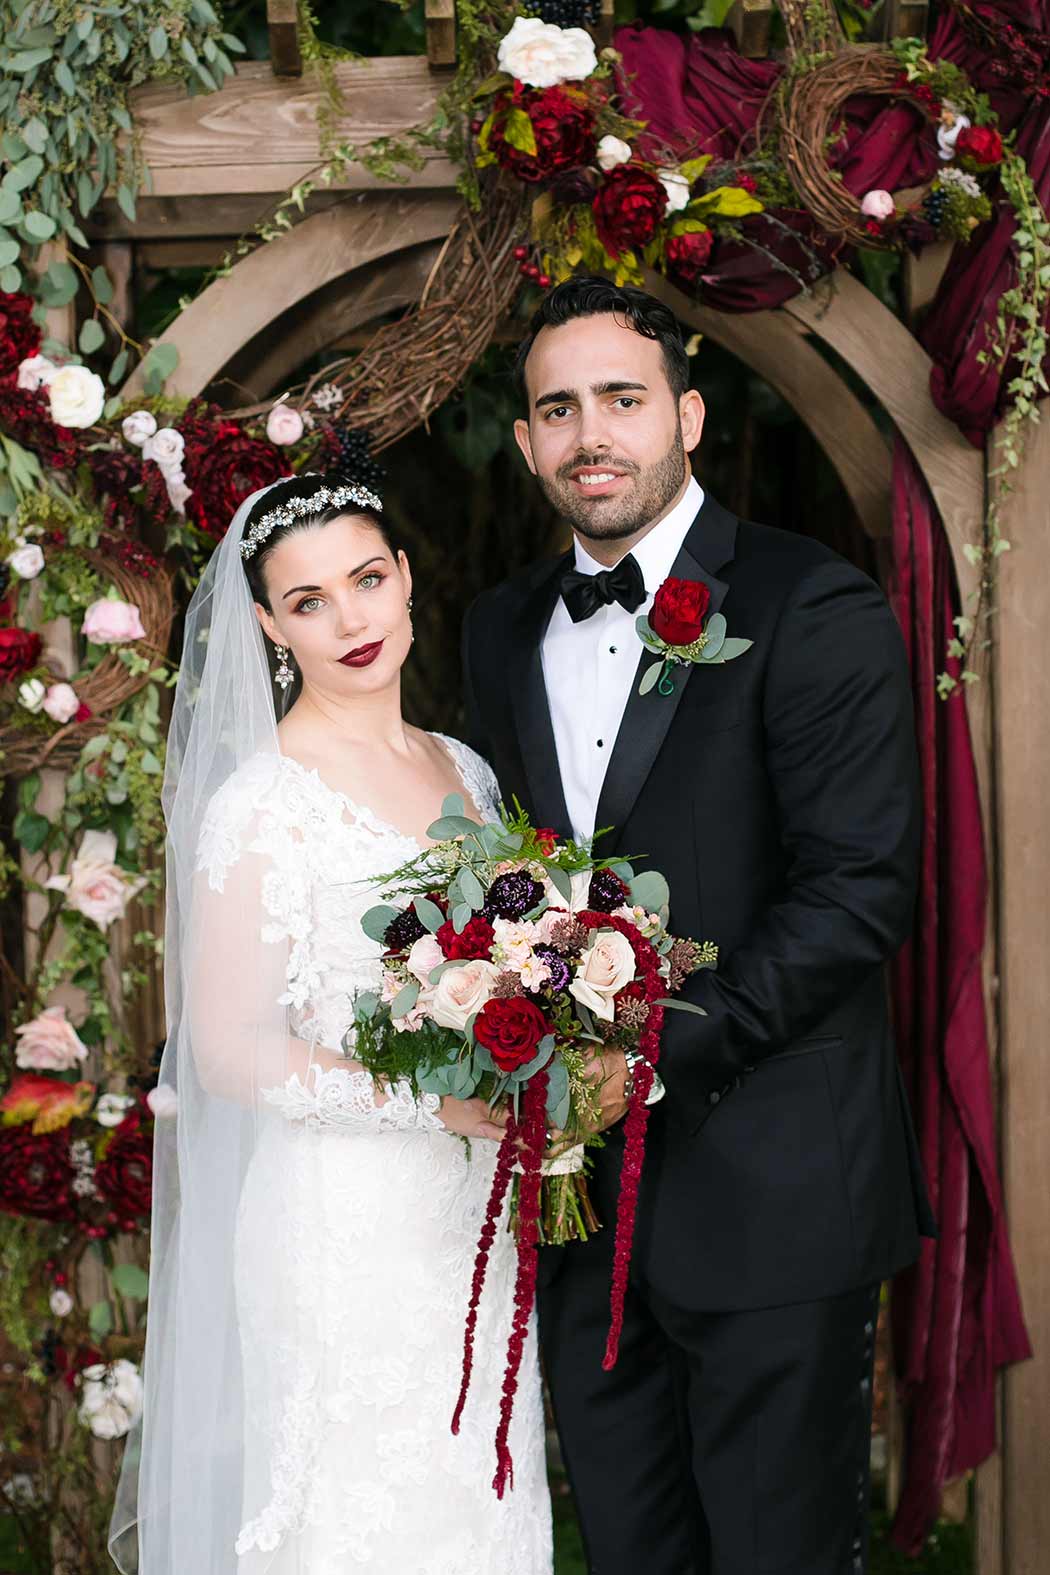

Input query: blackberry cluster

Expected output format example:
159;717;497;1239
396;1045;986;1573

325;422;386;495
923;188;950;230
536;0;599;24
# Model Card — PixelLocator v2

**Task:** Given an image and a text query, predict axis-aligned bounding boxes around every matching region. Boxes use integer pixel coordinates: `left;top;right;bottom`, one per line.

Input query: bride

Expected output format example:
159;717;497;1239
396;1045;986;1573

109;475;553;1574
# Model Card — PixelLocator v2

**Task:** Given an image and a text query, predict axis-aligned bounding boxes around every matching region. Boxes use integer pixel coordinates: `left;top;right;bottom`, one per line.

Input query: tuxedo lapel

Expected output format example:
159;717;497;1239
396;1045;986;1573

594;495;739;851
509;552;574;837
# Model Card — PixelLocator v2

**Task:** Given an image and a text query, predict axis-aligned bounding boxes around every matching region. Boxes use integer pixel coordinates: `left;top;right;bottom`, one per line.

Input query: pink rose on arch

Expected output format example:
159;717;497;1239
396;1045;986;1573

82;598;146;645
45;829;146;929
42;682;81;724
14;1005;89;1072
265;403;305;446
860;189;895;221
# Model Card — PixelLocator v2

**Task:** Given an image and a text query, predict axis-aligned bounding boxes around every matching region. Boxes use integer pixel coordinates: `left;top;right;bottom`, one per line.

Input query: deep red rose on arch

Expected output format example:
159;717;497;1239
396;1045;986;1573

956;124;1004;166
474;997;549;1072
437;914;496;961
664;228;714;289
487;85;596;184
180;402;292;540
649;577;711;647
95;1107;153;1219
0;289;41;380
0;627;43;681
593;164;667;258
0;1127;78;1223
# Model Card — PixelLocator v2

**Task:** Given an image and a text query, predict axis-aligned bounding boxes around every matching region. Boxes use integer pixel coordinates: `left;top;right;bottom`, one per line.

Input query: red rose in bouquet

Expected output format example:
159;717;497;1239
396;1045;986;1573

0;1127;77;1223
956;125;1004;165
0;290;41;380
0;627;43;681
437;914;496;961
474;997;549;1072
593;165;667;257
664;228;714;288
650;576;711;646
181;402;292;540
535;828;559;856
487;86;596;184
95;1106;153;1219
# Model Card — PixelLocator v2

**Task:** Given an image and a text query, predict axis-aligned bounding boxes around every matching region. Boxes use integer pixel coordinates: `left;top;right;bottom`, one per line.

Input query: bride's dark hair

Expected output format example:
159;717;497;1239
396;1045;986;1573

241;472;396;611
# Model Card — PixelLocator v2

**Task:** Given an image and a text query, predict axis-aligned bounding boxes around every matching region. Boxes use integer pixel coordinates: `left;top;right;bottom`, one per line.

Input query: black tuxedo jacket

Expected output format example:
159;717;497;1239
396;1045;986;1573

463;493;935;1311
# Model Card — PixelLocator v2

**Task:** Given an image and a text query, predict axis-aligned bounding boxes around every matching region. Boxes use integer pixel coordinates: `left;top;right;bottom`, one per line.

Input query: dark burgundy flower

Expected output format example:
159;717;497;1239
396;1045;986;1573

587;869;631;913
0;627;43;681
650;576;711;647
593;165;667;258
437;914;496;961
94;1108;152;1219
0;1127;77;1223
664;228;714;289
473;996;549;1072
383;906;427;955
485;870;544;921
0;383;79;469
487;86;596;184
180;401;291;541
0;290;41;380
89;449;144;532
533;944;571;994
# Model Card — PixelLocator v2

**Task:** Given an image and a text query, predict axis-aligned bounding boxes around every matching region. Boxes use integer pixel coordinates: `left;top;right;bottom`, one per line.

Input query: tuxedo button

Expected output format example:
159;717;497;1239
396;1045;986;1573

708;1090;720;1106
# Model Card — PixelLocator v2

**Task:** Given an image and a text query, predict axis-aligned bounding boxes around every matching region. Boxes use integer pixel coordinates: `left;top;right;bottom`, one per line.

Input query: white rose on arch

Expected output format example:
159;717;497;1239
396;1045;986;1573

7;543;45;579
77;1358;143;1440
47;365;106;429
497;15;597;88
658;169;691;215
142;427;186;472
597;135;633;172
17;354;57;392
937;108;971;161
17;678;46;714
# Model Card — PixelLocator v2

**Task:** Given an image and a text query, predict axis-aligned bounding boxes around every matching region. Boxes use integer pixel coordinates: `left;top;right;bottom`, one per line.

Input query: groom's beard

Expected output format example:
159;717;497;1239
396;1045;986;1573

536;426;688;544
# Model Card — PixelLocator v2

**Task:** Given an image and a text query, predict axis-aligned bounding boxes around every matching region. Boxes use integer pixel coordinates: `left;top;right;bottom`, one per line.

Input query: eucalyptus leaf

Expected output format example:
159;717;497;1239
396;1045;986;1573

111;1263;149;1300
716;637;753;661
8;48;53;73
143;342;179;380
360;903;400;943
75;13;95;39
79;317;105;354
88;1300;114;1338
108;346;129;386
140;751;162;775
610;861;634;882
0;189;22;224
459;868;485;909
354;990;379;1020
116;184;137;224
149;25;168;60
544;863;572;903
452;901;473;935
390;981;420;1019
510;1037;556;1082
629;869;670;911
91;264;113;304
702;611;727;659
418;1064;454;1097
449;1060;475;1100
222;32;247;51
413;895;445;934
427;959;465;984
657;998;708;1015
440;791;465;818
425;814;480;840
0;239;19;269
639;659;664;696
54;59;76;94
4;155;44;192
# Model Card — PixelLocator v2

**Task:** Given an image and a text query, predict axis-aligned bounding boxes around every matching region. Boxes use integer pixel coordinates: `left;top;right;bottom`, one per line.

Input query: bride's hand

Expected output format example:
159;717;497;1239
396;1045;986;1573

438;1095;506;1142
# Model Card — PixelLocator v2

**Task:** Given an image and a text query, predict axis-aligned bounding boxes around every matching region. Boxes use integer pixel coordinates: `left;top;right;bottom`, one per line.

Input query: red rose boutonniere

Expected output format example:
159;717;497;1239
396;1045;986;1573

636;577;752;696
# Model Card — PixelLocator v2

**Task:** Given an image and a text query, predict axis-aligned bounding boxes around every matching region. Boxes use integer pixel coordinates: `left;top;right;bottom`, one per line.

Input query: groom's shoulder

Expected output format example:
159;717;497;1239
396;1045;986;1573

732;517;883;597
466;552;563;627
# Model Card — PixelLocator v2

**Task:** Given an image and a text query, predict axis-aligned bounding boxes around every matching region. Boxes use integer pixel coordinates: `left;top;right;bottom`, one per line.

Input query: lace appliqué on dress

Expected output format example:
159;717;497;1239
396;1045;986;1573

263;1063;442;1134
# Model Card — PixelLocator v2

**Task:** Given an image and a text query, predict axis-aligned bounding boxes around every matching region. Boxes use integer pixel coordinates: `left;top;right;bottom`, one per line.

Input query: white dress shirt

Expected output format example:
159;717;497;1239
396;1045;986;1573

541;476;705;844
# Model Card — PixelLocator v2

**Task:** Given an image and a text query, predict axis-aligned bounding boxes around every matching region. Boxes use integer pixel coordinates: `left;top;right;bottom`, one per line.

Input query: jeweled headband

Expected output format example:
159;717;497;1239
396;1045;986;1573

239;483;384;560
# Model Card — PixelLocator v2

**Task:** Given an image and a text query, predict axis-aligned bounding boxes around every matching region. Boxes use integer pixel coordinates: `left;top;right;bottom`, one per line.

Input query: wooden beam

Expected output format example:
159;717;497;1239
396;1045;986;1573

120;192;461;399
126;58;457;199
874;0;929;39
644;271;893;541
726;0;774;59
901;239;952;331
993;410;1050;1575
780;269;984;604
85;190;349;242
267;0;302;78
594;0;616;50
425;0;456;66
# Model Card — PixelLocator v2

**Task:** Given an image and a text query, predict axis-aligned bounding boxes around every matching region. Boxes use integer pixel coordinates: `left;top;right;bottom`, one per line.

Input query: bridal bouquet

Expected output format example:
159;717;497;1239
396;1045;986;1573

350;796;715;1495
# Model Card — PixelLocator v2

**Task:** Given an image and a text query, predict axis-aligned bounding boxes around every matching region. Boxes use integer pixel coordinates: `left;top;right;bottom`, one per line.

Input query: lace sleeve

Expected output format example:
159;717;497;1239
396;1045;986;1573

436;734;502;823
263;1064;443;1133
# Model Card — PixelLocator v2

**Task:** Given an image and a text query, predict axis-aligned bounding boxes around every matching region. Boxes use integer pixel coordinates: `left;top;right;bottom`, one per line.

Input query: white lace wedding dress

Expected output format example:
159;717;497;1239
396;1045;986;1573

195;735;553;1574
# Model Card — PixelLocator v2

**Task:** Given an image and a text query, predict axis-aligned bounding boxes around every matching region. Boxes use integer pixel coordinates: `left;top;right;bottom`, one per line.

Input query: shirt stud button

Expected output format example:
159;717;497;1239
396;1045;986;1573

597;739;604;748
609;645;618;654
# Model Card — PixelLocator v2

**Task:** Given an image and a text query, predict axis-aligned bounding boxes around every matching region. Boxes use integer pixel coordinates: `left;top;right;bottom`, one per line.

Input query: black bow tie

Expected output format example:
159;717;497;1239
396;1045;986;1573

560;554;646;624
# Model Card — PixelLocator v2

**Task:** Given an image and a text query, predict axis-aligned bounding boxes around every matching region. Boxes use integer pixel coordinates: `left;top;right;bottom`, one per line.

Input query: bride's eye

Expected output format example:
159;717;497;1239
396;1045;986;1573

294;595;323;613
358;572;385;590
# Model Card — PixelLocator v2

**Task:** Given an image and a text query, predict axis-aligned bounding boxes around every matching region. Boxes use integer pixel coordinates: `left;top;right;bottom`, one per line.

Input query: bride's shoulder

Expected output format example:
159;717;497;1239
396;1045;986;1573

431;733;501;815
196;754;297;885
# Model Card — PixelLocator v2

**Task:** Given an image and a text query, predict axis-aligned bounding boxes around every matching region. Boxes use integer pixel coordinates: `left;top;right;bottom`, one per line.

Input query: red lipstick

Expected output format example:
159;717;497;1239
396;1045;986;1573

339;641;384;668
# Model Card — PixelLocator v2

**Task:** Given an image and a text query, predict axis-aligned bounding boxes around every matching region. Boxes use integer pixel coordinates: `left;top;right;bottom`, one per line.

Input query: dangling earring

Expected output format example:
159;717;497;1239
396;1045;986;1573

274;644;295;691
407;596;415;645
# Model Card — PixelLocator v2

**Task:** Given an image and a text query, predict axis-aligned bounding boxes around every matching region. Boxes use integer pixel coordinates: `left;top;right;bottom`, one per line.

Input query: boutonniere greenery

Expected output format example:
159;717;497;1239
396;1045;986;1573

637;576;752;696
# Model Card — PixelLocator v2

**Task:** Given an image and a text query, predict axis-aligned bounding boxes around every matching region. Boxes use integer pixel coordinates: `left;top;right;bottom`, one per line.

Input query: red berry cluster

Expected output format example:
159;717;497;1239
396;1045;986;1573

897;73;942;119
512;244;551;290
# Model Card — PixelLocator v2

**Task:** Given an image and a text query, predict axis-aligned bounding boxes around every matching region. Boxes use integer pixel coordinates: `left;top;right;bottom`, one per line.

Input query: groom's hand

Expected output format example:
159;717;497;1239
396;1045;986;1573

582;1048;630;1133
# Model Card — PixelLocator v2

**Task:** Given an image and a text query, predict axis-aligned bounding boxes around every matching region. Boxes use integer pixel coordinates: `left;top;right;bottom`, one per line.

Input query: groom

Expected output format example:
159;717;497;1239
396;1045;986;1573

462;277;935;1574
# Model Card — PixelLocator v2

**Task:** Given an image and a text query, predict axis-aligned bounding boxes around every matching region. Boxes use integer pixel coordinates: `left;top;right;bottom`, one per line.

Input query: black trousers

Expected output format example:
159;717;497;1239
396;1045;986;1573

538;1231;880;1575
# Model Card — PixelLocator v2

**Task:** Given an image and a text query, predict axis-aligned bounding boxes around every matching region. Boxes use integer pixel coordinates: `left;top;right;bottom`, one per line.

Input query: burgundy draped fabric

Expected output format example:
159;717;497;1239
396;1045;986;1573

887;443;1031;1553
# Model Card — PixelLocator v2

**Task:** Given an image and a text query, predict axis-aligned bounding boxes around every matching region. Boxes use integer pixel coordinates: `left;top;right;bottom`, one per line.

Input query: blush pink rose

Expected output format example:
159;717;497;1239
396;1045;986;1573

568;929;636;1021
265;403;305;446
430;958;498;1032
82;598;146;645
45;829;145;929
860;189;895;221
42;682;81;724
14;1005;89;1072
405;933;444;985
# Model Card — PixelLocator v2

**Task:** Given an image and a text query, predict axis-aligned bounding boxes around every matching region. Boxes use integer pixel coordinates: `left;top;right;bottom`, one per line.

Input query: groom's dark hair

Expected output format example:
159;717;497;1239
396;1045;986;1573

513;276;689;408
